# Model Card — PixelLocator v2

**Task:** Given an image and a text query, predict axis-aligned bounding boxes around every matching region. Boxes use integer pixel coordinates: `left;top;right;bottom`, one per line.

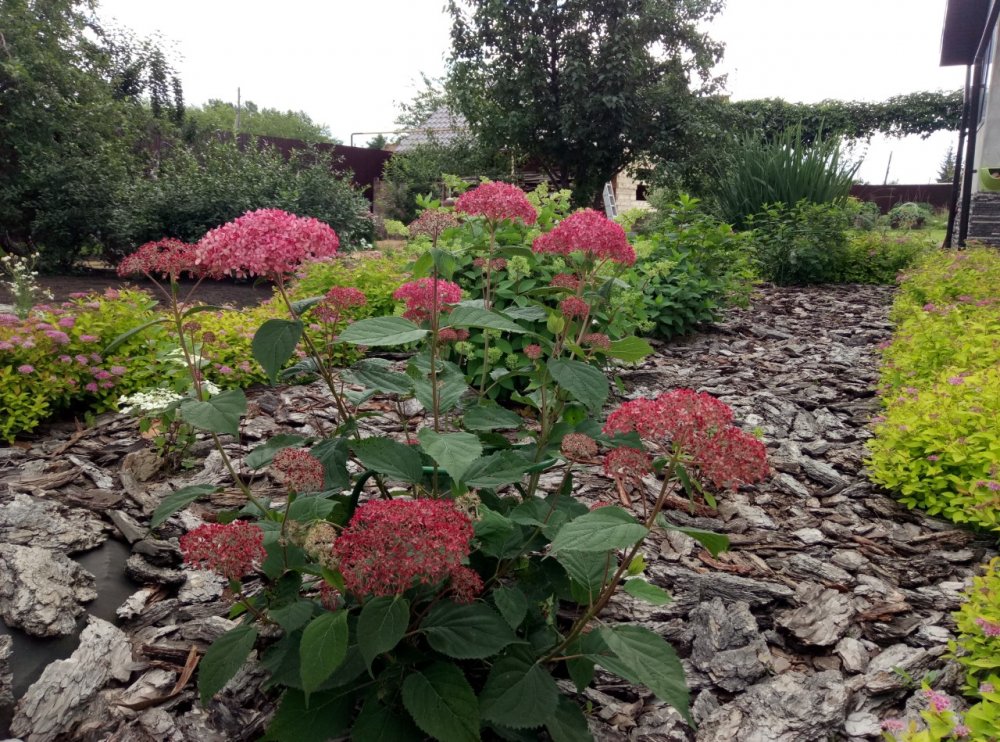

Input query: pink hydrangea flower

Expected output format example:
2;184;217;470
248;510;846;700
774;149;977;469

393;278;462;322
454;181;537;225
195;209;340;278
550;273;581;291
118;238;199;279
408;209;459;241
582;332;611;350
532;208;636;265
559;295;590;319
603;446;652;482
179;521;266;581
313;286;367;324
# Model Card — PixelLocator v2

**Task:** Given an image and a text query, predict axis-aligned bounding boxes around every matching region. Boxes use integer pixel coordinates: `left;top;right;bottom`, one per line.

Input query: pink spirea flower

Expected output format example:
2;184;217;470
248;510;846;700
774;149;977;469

195;209;339;278
44;330;70;344
84;382;98;392
16;364;34;374
880;718;905;732
948;375;964;386
313;286;367;323
57;316;75;328
0;314;20;326
79;335;98;343
454;181;537;225
953;724;971;737
0;341;14;351
561;433;598;461
532;208;636;265
559;295;590;319
272;448;325;493
980;682;995;693
582;332;611;350
393;278;462;322
524;344;543;360
118;238;199;279
333;499;479;600
550;273;581;291
408;209;459;241
603;447;652;482
179;521;266;581
923;688;951;713
975;617;1000;636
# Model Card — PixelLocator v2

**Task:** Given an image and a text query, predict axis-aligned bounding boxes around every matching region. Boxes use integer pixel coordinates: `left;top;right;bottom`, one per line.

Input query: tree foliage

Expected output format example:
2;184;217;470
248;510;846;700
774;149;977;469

446;0;725;207
185;99;337;143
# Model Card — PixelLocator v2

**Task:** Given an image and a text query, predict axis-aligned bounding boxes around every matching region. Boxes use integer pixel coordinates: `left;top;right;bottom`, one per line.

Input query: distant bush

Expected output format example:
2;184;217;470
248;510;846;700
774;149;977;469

834;230;936;284
745;200;850;285
843;196;882;230
888;201;932;230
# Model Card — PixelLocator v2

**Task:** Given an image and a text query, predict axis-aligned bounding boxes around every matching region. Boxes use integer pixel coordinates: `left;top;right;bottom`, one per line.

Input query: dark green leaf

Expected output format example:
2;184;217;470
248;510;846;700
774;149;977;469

420;601;516;659
339;317;428;346
474;508;523;559
264;688;353;742
656;515;730;557
556;550;612;602
418;429;482;483
411;373;469;414
286;495;336;522
352;437;424;484
446;305;527;334
622;579;671;605
546;359;609;412
311;437;351;491
244;434;308;470
199;624;257;704
492;586;528;630
347;359;414;395
548;506;647;554
269;600;315;632
252;319;303;383
606;336;654;363
545;697;594;742
462;451;533;488
401;663;480;742
352;698;423;742
357;596;409;673
151;484;217;529
589;625;690;723
463;404;524;431
178;388;246;435
479;651;559;729
300;611;349;695
503;306;547;322
290;295;325;315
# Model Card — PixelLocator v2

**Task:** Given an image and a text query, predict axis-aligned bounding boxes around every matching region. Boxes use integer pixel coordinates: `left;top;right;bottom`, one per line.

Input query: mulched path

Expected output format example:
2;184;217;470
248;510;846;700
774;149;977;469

0;283;992;741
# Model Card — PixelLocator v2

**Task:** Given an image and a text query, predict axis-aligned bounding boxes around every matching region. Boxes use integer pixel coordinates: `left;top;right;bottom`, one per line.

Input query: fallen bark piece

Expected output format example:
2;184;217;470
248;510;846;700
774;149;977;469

0;543;96;637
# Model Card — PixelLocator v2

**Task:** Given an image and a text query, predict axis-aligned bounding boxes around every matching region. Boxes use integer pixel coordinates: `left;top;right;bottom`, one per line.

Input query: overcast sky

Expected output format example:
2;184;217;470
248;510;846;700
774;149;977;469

97;0;966;184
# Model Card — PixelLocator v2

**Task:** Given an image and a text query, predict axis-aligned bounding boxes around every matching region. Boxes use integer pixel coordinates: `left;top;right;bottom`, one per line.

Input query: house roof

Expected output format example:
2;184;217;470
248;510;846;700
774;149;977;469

941;0;992;66
394;107;469;152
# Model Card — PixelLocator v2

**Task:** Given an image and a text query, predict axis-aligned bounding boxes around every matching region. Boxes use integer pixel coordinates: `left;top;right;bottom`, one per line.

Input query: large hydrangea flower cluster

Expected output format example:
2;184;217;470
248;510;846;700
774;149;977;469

179;521;266;581
195;209;340;278
532;208;636;265
603;389;769;490
393;278;463;322
454;181;538;225
333;499;483;602
118;238;200;280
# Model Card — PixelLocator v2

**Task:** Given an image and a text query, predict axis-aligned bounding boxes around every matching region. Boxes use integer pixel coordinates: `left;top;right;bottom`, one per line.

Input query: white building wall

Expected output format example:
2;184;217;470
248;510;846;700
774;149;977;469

974;23;1000;191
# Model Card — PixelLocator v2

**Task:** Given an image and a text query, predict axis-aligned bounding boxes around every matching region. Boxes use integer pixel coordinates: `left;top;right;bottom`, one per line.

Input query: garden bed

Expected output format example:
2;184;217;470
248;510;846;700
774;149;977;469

1;282;992;741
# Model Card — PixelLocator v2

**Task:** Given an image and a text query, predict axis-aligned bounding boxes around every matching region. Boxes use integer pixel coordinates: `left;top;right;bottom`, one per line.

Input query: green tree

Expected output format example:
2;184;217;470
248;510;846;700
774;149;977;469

366;134;389;149
185;99;338;143
937;144;956;183
446;0;724;206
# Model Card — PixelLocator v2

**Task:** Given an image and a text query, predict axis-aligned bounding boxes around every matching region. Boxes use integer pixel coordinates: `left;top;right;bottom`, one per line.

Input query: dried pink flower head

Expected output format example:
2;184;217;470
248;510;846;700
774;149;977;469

981;682;995;693
179;521;265;581
449;566;485;604
118;238;200;280
953;724;971;737
559;295;590;319
408;209;459;241
532;208;636;265
560;433;598;461
524;344;543;360
582;332;611;351
603;447;652;482
437;327;470;344
272;448;325;493
393;278;462;322
195;209;339;278
454;181;538;225
333;499;478;599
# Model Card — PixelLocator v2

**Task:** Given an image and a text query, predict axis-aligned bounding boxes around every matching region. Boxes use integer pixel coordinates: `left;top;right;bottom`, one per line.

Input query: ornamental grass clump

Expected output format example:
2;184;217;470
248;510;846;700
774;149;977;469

133;184;769;740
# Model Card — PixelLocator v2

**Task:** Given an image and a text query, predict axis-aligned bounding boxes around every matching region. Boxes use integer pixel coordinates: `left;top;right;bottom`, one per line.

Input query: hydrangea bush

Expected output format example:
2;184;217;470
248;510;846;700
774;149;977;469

134;196;770;740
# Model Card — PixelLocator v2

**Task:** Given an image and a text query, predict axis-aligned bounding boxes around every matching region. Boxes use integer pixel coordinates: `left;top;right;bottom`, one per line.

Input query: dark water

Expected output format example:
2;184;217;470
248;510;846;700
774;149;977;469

0;539;134;734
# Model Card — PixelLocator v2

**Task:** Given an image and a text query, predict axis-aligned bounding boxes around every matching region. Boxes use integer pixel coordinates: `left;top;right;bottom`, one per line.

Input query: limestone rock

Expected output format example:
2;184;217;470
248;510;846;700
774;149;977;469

0;493;106;553
0;544;96;637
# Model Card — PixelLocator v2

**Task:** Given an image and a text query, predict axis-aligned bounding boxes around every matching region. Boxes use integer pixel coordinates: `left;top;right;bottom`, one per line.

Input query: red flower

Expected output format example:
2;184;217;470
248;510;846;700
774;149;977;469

313;286;367;324
532;209;636;265
559;296;590;319
409;209;459;242
179;521;265;581
118;239;199;280
550;273;581;291
454;181;538;225
272;448;325;493
437;327;470;343
195;209;339;278
393;278;463;322
333;499;478;599
692;425;769;490
523;344;543;360
603;447;651;482
449;566;485;604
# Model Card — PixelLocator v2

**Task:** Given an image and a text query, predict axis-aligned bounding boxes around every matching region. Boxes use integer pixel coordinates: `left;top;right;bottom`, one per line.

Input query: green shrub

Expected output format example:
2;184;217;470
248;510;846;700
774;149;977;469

888;201;932;230
834;230;936;284
745;200;850;285
868;365;1000;530
288;253;412;318
842;196;882;230
892;247;1000;323
711;127;859;228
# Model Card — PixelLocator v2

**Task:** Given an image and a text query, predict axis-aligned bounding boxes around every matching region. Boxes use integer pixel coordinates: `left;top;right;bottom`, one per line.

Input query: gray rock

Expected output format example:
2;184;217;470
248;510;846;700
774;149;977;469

10;617;132;742
699;671;849;742
689;599;771;692
124;553;186;586
784;553;854;586
108;509;148;544
835;636;870;674
133;538;182;567
0;493;106;553
0;635;12;707
844;710;882;737
0;544;96;637
777;583;855;646
177;569;227;604
864;644;934;693
792;527;825;545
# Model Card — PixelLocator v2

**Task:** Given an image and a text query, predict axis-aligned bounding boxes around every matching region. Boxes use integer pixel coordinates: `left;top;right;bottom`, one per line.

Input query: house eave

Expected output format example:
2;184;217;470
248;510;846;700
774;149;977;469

941;0;993;66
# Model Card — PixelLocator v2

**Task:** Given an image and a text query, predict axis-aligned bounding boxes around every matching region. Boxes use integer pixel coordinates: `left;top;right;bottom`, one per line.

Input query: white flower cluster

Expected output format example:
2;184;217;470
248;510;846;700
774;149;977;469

118;388;184;416
0;252;52;319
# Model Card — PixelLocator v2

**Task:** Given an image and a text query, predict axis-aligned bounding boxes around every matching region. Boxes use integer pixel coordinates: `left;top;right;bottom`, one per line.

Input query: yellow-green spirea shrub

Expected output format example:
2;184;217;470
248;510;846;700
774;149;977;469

289;253;411;318
892;247;1000;325
867;364;1000;530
